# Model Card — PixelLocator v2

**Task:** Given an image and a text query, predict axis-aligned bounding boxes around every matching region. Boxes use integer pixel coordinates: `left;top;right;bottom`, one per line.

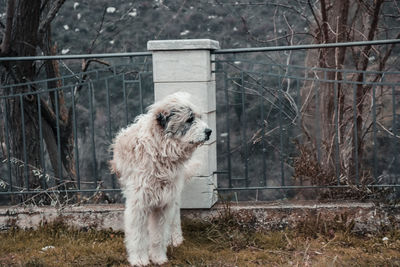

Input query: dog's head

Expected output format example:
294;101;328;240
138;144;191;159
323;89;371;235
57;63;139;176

150;92;212;145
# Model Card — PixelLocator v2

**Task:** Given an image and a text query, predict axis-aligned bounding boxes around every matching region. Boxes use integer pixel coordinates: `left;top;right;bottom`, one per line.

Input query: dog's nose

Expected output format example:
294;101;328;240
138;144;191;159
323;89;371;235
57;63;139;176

204;128;212;140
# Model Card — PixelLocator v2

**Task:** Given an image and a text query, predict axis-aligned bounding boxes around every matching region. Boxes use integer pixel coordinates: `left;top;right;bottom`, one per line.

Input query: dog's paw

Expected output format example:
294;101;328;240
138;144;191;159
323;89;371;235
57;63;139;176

150;252;168;265
171;233;184;247
128;254;150;266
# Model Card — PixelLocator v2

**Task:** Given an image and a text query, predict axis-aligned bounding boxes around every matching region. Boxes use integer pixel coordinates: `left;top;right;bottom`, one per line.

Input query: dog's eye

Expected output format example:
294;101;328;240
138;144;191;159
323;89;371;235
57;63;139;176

186;117;194;124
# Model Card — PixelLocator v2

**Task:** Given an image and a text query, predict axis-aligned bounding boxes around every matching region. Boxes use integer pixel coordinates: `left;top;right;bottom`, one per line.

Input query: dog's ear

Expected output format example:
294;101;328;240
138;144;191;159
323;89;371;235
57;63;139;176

156;113;167;129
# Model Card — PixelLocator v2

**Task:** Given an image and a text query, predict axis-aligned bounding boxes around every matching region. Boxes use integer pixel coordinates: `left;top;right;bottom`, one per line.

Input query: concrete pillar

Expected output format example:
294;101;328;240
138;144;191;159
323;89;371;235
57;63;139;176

147;39;219;209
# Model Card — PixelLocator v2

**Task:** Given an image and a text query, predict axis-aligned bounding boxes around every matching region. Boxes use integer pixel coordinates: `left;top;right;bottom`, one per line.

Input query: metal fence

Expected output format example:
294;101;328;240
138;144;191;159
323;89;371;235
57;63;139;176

1;39;400;204
213;40;400;201
0;53;153;204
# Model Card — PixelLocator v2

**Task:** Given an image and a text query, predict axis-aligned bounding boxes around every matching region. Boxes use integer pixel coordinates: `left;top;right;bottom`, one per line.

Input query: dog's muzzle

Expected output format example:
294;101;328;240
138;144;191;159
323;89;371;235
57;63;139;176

204;128;212;141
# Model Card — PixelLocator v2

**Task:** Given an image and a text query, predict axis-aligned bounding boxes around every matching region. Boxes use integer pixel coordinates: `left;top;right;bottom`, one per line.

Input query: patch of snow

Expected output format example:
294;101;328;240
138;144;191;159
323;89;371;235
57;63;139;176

128;9;137;17
180;30;190;36
106;7;116;13
41;245;55;251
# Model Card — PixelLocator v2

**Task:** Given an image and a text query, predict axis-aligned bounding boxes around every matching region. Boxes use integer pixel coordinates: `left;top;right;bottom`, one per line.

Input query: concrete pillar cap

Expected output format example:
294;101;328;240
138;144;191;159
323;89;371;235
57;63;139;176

147;39;220;51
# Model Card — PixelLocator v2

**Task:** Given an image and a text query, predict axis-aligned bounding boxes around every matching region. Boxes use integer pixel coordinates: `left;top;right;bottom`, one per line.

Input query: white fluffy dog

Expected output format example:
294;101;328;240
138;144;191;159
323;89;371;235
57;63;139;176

110;92;212;266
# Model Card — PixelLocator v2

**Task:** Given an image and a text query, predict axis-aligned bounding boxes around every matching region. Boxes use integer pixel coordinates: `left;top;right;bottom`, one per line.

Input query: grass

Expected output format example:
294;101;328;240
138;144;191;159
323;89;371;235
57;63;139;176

1;210;400;266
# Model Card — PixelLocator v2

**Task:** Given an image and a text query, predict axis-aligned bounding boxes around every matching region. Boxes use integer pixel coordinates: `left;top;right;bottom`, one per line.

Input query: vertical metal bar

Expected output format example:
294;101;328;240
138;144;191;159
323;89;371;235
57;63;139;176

296;79;303;186
240;72;249;187
19;95;29;190
334;83;340;185
391;85;398;183
315;81;321;163
70;87;81;190
37;93;47;189
139;72;144;114
372;84;378;182
54;90;63;181
352;84;359;185
278;79;285;186
123;73;129;125
296;79;301;129
3;98;12;191
89;82;98;187
105;79;116;189
224;72;232;187
259;76;267;186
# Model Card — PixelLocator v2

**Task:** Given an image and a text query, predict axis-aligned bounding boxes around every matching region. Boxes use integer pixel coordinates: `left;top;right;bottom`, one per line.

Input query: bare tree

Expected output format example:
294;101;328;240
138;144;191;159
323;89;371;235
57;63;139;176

301;0;400;184
0;0;74;199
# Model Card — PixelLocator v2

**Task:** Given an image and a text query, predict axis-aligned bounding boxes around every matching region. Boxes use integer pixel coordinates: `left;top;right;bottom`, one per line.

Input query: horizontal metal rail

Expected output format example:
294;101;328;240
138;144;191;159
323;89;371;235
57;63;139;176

213;39;400;54
0;51;152;62
1;39;397;61
0;188;122;195
216;184;400;191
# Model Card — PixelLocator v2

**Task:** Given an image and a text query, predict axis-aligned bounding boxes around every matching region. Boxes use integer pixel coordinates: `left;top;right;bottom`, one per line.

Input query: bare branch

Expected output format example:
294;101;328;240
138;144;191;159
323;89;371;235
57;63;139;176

357;0;384;72
308;0;322;39
155;0;187;39
88;6;107;54
38;0;66;35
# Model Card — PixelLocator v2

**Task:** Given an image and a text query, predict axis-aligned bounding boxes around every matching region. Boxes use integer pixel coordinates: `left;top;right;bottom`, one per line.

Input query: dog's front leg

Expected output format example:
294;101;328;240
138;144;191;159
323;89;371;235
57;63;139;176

124;198;150;266
148;205;174;265
169;199;184;247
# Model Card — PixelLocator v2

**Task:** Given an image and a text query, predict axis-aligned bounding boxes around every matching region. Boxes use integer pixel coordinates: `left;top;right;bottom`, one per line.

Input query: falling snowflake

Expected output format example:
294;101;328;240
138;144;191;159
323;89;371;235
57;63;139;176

61;48;70;54
73;2;79;9
63;25;69;30
77;13;81;20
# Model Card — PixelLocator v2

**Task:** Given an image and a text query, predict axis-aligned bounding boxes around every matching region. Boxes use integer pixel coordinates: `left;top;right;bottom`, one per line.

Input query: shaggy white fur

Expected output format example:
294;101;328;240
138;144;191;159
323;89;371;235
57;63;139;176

110;92;211;266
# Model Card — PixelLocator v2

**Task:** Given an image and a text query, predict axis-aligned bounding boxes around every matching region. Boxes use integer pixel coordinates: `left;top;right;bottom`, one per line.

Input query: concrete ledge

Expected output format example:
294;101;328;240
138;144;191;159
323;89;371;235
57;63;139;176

148;39;220;51
1;202;399;233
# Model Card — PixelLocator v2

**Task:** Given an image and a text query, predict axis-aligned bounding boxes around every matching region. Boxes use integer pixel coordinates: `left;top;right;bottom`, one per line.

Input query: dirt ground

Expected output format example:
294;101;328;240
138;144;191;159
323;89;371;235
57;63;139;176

1;213;400;266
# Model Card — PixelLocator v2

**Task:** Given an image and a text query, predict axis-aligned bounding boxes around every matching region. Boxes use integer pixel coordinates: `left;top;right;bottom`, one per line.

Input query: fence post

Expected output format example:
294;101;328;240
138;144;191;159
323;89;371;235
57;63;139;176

147;39;219;209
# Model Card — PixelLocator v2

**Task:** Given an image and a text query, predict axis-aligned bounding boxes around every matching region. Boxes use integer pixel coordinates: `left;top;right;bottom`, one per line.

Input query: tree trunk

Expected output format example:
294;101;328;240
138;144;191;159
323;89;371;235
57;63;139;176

0;0;73;201
6;0;42;193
